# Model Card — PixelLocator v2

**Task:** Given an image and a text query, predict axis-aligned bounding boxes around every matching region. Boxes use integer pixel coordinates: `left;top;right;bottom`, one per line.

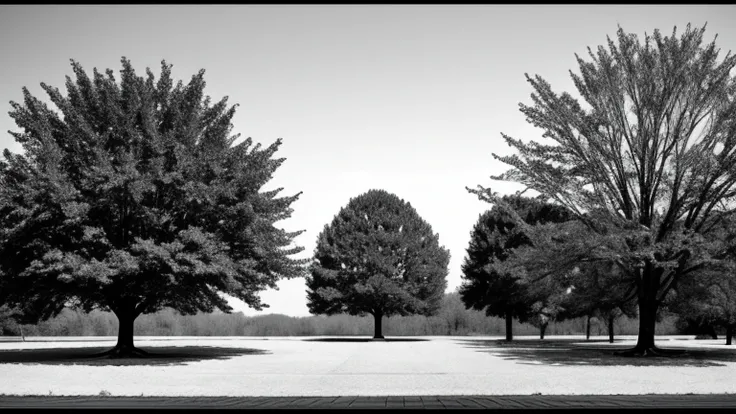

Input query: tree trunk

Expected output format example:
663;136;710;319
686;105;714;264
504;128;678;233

505;312;513;342
540;323;547;340
373;312;384;339
608;315;615;343
586;315;591;340
633;295;657;350
727;325;733;346
615;267;684;356
92;306;148;358
116;312;136;352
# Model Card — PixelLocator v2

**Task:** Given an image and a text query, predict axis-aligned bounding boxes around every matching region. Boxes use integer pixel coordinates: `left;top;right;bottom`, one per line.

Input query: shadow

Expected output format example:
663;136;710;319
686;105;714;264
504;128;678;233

303;337;429;342
0;346;269;366
0;337;264;343
458;338;736;367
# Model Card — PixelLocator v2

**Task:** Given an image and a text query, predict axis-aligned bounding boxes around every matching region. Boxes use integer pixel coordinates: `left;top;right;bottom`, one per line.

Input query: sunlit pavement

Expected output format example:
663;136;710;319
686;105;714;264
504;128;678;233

1;394;736;409
2;336;736;398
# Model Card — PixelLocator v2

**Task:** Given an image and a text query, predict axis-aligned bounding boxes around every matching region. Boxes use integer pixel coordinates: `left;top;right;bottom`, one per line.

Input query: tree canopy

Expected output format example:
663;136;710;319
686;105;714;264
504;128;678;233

0;57;306;355
459;195;572;340
469;23;736;355
559;261;637;319
306;189;449;338
560;260;639;342
666;216;736;344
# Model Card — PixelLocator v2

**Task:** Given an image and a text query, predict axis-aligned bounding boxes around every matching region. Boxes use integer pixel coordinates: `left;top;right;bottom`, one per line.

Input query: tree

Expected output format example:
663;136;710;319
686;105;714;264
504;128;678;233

558;261;638;342
526;274;571;340
459;195;572;341
0;58;306;357
470;23;736;355
670;270;736;345
438;291;470;335
667;217;736;345
0;305;21;337
306;189;449;339
674;317;719;340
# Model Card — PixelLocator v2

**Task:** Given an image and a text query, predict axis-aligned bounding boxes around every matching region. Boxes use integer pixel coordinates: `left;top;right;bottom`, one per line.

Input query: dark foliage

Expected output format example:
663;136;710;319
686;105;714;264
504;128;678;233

459;195;572;339
0;58;306;354
306;189;449;337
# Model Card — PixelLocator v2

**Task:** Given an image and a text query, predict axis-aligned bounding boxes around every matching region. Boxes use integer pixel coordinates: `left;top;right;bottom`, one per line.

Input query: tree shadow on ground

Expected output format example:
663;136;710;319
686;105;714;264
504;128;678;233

303;337;429;342
458;338;736;367
0;346;269;366
0;337;264;343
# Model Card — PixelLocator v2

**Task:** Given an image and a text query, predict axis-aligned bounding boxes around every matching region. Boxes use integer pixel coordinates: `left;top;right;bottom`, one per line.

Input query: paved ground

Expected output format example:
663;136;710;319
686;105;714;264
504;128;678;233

1;394;736;409
2;336;736;398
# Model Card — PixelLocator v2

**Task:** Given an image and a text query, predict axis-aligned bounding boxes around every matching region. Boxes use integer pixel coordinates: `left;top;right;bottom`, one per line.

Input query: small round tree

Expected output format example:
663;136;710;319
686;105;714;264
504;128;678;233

0;58;307;357
306;189;449;339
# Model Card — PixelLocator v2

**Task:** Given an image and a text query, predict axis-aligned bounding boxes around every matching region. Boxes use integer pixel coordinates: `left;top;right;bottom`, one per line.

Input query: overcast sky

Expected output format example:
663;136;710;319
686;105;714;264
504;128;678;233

1;5;735;317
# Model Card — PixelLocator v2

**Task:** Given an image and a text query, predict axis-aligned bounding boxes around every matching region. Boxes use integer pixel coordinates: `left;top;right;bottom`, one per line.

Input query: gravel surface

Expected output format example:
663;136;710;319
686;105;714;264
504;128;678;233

0;335;734;397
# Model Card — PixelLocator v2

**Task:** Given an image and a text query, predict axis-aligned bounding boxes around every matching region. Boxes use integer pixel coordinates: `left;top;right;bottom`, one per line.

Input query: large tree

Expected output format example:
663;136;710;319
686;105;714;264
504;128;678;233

459;195;572;341
0;58;306;356
470;23;736;355
306;189;449;339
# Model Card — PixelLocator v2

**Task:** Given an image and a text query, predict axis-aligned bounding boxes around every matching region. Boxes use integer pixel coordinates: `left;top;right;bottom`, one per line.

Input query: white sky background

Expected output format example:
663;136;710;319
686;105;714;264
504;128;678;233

1;5;735;317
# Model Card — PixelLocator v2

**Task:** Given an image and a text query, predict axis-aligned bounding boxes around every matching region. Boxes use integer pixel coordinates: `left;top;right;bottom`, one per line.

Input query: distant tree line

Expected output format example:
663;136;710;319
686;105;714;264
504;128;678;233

0;292;679;338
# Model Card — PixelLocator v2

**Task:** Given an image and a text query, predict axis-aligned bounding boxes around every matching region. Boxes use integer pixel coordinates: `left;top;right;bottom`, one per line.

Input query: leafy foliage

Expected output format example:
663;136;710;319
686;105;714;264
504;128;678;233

560;261;639;321
306;189;449;319
0;305;21;336
0;58;306;332
667;216;736;335
459;195;572;325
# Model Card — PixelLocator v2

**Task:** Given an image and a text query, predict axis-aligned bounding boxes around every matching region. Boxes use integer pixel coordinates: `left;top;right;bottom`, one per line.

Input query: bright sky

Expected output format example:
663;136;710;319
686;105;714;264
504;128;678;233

1;5;735;317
